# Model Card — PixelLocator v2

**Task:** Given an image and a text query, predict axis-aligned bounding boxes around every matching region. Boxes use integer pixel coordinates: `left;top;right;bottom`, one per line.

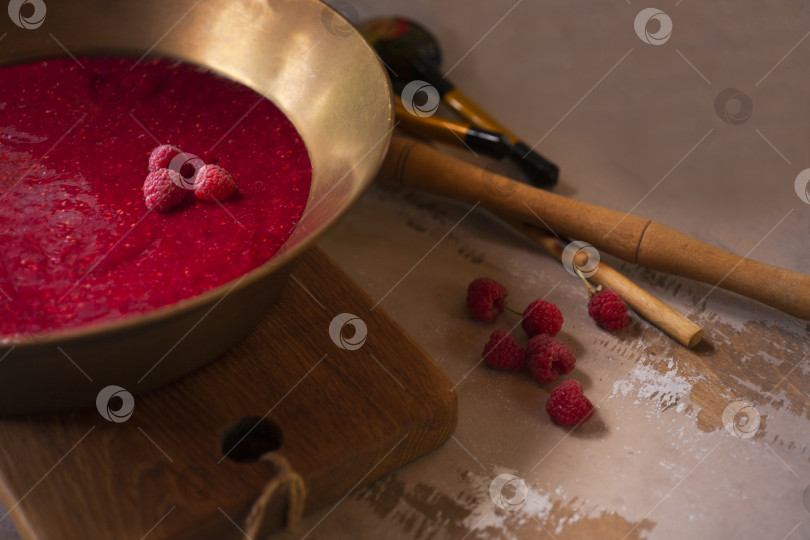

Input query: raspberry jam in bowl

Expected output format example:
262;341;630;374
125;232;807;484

1;57;313;338
0;0;393;413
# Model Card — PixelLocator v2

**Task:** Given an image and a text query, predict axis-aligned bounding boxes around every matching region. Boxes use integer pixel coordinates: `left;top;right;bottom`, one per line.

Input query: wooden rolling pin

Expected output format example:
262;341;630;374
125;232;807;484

511;221;704;347
380;135;810;320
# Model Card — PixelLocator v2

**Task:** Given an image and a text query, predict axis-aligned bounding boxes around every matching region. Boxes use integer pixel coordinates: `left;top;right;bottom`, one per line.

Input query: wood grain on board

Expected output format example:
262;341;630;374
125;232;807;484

0;247;458;539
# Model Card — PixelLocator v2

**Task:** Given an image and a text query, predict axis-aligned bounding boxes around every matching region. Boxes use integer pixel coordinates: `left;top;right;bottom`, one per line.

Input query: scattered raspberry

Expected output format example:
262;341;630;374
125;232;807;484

482;330;527;371
588;289;629;331
527;334;576;384
143;169;187;212
466;278;508;322
194;164;238;202
148;144;182;172
521;299;563;337
545;379;594;426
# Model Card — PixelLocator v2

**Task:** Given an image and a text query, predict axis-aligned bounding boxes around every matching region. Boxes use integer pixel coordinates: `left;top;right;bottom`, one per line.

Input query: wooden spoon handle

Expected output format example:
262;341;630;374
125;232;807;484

511;221;704;347
380;135;810;320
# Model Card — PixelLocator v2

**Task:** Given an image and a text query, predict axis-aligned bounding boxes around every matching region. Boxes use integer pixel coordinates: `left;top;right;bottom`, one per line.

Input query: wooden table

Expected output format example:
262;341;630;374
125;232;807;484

310;1;810;538
2;0;809;538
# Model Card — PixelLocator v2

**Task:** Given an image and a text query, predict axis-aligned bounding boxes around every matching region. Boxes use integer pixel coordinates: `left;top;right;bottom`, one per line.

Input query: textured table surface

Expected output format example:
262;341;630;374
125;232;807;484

3;0;810;539
310;1;810;538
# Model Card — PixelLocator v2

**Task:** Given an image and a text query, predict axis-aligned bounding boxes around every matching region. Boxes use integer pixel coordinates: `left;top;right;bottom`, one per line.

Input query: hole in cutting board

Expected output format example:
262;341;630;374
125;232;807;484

220;416;282;463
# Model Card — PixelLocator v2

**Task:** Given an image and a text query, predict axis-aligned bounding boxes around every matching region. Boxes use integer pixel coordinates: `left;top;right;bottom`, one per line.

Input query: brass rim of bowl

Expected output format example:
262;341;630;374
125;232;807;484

0;2;394;348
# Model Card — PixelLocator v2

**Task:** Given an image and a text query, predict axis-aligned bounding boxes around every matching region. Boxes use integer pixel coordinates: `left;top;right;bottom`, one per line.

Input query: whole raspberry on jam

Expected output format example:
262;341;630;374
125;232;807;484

466;278;508;322
482;330;527;371
527;334;576;384
143;169;187;212
521;299;563;337
148;144;182;172
546;379;594;426
194;164;238;202
588;289;629;331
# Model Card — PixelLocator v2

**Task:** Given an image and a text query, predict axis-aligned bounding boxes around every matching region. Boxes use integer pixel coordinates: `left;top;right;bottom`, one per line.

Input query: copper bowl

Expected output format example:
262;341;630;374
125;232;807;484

0;0;393;413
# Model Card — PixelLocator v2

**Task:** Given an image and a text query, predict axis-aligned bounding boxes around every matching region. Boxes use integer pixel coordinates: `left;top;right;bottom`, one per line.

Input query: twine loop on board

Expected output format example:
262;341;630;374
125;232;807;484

244;453;307;536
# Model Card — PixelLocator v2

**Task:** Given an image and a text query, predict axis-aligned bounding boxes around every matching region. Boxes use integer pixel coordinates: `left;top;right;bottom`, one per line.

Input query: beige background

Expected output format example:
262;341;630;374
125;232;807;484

311;0;810;538
3;0;810;538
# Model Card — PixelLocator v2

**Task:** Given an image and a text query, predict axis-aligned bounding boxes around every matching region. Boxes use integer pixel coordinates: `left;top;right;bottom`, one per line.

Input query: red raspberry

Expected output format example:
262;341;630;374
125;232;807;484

148;144;182;172
521;299;563;337
588;289;629;331
143;169;187;212
482;330;526;371
545;379;594;426
527;334;576;384
194;164;238;202
466;278;508;322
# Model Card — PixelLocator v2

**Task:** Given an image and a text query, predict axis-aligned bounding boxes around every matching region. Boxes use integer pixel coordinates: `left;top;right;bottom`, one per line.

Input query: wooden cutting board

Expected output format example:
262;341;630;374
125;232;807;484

0;247;458;539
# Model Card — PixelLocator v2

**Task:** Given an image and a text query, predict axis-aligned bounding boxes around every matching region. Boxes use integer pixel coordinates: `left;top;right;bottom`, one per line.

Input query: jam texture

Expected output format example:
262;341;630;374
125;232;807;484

0;57;312;337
